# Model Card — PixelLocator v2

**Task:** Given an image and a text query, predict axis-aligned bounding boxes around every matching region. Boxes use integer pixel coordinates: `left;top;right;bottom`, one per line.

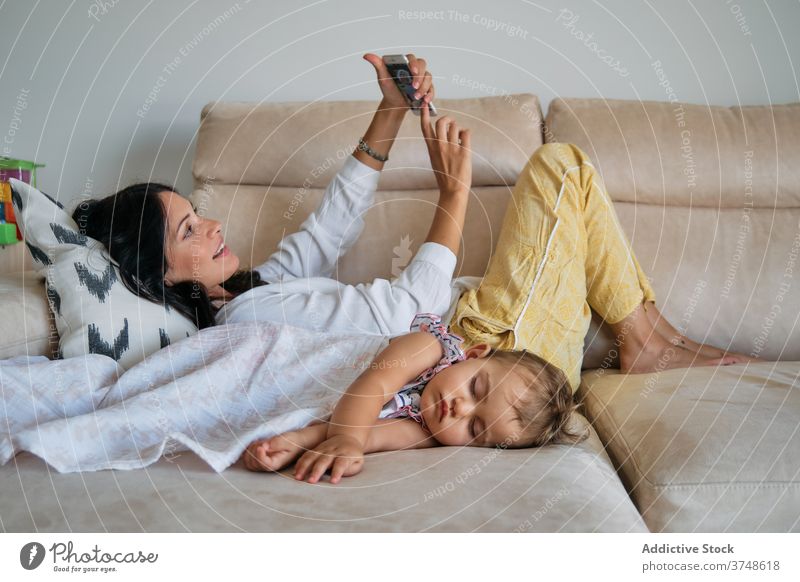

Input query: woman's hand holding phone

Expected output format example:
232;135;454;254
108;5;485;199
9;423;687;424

363;53;434;114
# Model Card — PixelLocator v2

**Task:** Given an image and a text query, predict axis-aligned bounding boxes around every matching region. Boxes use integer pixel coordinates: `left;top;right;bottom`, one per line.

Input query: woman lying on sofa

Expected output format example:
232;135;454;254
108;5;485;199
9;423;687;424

75;53;467;340
75;54;756;383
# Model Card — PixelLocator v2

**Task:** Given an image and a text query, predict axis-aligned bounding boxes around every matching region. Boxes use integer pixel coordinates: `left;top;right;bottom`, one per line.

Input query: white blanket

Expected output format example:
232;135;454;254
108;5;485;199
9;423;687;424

0;322;388;473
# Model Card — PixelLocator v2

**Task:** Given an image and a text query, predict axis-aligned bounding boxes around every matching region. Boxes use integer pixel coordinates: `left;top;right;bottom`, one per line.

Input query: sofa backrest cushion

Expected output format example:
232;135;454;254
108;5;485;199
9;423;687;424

194;94;542;191
191;95;544;281
547;98;800;363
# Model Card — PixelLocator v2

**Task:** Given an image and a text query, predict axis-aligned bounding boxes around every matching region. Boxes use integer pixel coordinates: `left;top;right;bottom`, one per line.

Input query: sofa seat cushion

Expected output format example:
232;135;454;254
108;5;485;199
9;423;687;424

0;414;647;532
0;271;55;358
579;362;800;532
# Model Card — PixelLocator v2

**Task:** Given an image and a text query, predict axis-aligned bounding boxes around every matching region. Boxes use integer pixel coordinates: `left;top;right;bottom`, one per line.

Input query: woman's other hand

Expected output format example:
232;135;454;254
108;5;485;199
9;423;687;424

363;53;434;113
421;104;472;197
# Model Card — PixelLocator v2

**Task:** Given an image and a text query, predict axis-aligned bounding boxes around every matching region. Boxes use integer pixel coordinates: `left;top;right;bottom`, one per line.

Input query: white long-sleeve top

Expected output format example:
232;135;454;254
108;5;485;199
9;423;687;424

215;155;478;336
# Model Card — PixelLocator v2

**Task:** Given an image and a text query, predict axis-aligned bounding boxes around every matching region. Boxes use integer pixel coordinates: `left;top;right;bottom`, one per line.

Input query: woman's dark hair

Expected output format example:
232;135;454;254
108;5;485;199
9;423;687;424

72;182;267;329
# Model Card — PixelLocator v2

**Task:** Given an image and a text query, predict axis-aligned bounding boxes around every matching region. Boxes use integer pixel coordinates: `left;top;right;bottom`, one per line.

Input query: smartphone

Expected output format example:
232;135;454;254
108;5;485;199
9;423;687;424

383;54;438;116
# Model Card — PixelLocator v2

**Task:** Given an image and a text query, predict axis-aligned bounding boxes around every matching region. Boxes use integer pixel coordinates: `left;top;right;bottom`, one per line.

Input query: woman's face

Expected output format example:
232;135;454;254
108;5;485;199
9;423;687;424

160;191;240;289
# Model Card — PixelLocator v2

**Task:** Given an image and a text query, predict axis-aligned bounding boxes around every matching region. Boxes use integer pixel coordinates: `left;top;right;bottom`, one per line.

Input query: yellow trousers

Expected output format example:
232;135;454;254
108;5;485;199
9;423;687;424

450;143;656;393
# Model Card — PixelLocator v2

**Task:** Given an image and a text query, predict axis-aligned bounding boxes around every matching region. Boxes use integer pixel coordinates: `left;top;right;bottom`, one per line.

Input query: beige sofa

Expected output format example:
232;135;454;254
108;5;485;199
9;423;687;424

0;94;797;532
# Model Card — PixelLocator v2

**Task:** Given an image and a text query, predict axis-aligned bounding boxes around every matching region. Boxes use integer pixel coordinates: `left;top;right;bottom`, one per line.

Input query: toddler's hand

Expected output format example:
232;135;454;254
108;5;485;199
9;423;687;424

241;432;306;473
294;434;364;484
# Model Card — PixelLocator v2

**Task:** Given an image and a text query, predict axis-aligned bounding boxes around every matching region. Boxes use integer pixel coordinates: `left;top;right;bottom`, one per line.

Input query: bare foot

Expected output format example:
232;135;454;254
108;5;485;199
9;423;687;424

642;301;765;364
620;335;739;375
241;432;307;473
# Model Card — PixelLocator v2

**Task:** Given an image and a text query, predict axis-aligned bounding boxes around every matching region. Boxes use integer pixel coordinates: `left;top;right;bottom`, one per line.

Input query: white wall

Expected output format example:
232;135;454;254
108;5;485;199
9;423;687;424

1;0;798;201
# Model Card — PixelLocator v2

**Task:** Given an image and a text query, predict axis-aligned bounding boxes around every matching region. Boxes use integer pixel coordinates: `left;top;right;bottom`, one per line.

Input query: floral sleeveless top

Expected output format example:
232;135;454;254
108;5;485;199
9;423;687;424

377;313;465;432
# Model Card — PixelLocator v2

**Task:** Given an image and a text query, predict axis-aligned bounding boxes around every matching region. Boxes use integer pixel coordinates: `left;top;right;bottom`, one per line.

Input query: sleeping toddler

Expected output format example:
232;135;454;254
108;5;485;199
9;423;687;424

241;313;587;483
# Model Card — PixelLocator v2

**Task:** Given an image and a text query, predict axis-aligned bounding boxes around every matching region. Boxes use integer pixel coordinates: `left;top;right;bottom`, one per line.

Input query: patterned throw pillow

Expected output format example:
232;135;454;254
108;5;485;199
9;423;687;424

9;178;198;369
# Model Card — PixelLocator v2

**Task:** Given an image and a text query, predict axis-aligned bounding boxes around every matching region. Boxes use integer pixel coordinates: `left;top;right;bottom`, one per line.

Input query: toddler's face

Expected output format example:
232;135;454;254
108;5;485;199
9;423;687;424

419;346;532;447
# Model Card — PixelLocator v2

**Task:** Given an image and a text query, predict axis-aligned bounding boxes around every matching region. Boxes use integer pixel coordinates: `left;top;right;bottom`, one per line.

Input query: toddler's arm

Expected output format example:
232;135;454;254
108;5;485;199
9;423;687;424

300;418;438;453
242;418;438;473
370;418;439;452
291;418;439;482
289;332;443;483
327;331;442;446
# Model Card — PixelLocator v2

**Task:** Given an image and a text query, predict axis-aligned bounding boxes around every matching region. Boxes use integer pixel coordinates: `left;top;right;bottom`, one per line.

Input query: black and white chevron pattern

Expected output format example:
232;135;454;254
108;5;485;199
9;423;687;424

10;185;23;211
88;319;130;361
50;222;87;246
25;241;52;265
74;261;117;302
45;280;62;316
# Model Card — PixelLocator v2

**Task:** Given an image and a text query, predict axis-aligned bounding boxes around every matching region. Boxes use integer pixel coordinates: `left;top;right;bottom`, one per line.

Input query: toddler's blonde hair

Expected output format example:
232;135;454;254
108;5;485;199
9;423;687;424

488;349;589;449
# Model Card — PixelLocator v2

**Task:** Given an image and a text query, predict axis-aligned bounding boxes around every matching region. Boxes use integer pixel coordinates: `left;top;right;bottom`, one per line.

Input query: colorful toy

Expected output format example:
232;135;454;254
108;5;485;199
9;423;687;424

0;157;45;245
